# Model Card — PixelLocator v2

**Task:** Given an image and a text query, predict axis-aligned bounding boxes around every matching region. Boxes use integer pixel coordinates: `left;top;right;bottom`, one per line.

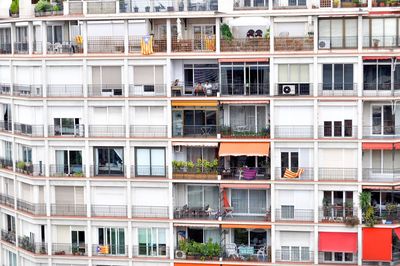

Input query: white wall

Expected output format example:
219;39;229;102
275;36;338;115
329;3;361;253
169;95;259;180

276;189;314;209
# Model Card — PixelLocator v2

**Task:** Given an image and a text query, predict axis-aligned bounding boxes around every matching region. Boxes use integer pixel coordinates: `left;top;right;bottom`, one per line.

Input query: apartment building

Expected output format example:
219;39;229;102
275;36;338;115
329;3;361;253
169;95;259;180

0;0;398;265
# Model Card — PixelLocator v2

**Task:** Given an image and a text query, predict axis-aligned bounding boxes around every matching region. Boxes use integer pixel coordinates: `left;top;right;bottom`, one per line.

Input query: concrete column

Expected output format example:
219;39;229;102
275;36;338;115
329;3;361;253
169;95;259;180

215;17;220;53
42;59;47;98
166;58;172;97
166;19;172;54
357;15;363;53
313;16;318;54
271;224;276;263
27;21;34;55
83;21;88;55
357;56;363;97
313;224;318;264
269;17;274;54
128;220;133;258
87;220;92;256
10;23;15;55
269;0;273;9
124;20;129;55
270;183;275;222
41;21;47;55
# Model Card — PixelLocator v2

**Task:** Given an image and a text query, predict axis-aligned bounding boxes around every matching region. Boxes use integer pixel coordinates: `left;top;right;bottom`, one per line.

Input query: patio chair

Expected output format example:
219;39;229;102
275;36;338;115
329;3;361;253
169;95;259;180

225;243;244;260
247;29;255;38
255;30;263;38
257;246;267;261
243;168;257;180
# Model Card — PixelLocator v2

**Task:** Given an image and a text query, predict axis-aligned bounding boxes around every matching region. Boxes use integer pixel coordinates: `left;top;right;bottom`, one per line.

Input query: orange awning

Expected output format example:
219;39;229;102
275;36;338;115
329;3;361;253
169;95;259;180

218;58;268;63
363;228;392;261
221;224;271;229
220;184;270;189
219;142;270;157
319;232;357;253
362;185;393;190
395;143;400;150
171;100;218;107
394;228;400;239
362;143;394;150
363;56;392;60
175;264;217;266
220;100;270;104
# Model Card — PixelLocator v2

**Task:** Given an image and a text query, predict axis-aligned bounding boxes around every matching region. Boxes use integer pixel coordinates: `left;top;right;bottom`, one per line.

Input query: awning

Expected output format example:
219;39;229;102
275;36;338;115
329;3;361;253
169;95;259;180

172;142;218;147
221;224;271;229
362;142;394;150
394;228;400;239
319;232;357;253
175;264;217;266
395;143;400;150
174;223;220;228
218;58;269;63
171;100;218;107
220;184;270;189
363;56;392;60
220;100;269;104
219;142;270;157
362;185;393;190
363;228;392;261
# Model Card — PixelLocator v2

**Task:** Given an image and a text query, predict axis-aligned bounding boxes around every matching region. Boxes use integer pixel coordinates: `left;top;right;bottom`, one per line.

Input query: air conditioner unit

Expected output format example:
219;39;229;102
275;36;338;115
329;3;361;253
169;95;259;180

281;85;296;95
318;39;331;49
175;250;186;259
174;145;183;152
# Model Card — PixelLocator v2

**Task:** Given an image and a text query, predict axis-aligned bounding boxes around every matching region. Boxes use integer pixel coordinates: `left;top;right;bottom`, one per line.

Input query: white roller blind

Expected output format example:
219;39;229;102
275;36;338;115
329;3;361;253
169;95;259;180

21;183;32;202
92;107;107;124
92;187;126;205
278;65;288;83
279;190;294;205
133;187;168;206
150;107;164;124
108;106;123;124
345;19;357;37
75;187;84;204
289;65;299;82
299;65;309;82
319;20;330;38
134;66;154;84
154;66;164;84
55;186;74;204
92;66;101;84
0;66;10;83
331;20;343;38
134;106;148;124
102;66;121;84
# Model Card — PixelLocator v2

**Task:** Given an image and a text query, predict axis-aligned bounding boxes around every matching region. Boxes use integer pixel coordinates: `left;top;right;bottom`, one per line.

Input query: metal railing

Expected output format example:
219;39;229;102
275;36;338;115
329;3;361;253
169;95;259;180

220;83;269;96
363;36;399;48
13;84;43;97
130;125;167;137
362;126;400;139
173;167;218;180
13;123;44;137
225;209;271;222
133;245;169;257
47;84;84;97
33;41;42;54
52;243;88;255
88;125;126;137
363;83;400;96
16;199;46;215
18;237;47;254
131;165;167;178
276;249;314;262
49;164;85;177
92;164;126;177
0;83;11;95
14;42;28;54
91;205;127;217
318;83;357;96
173;125;218;137
318;125;357;138
51;204;87;216
1;230;16;245
172;36;216;52
275;83;312;96
274;126;314;138
362;168;400;182
219;167;271;180
0;193;15;208
47;42;83;54
219;126;270;138
221;38;270;52
275;167;314;181
0;157;13;170
68;1;84;14
222;245;271;262
128;36;167;53
319;206;358;222
234;0;269;9
173;205;218;219
129;84;167;96
87;36;124;53
318;168;357;181
48;124;85;137
92;244;127;256
131;206;169;218
0;121;12;132
0;43;12;54
120;0;175;12
87;0;117;14
88;84;124;97
275;208;314;221
274;37;313;51
318;36;358;49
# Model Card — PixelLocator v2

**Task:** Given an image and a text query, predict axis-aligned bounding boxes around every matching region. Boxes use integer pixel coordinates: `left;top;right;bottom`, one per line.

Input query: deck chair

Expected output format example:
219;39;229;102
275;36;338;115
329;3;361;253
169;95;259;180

225;243;244;260
283;168;304;179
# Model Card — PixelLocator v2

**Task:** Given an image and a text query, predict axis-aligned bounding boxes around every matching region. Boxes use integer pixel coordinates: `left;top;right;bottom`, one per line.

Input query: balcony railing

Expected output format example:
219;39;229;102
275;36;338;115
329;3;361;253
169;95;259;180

219;126;270;138
91;205;127;217
275;37;313;51
128;36;167;53
0;121;12;132
174;205;218;220
275;83;312;96
48;124;85;137
275;167;314;181
223;245;271;262
226;209;271;222
219;167;271;180
318;83;357;96
53;243;88;256
0;83;11;95
133;245;169;257
47;42;83;54
173;125;217;137
172;36;216;52
87;36;124;53
318;168;357;181
14;42;28;54
18;237;47;254
0;43;12;54
276;249;314;262
221;38;270;52
92;164;126;176
318;251;357;264
220;83;269;96
275;208;314;221
13;84;43;97
363;83;400;96
363;36;399;48
51;204;87;216
318;125;357;138
1;230;16;245
130;125;168;137
33;41;42;54
319;206;358;223
13;123;44;137
68;1;84;14
173;168;218;180
119;0;217;12
318;36;358;49
274;126;314;138
87;0;117;14
47;85;84;97
362;126;400;139
88;84;124;97
92;244;127;256
362;168;400;182
0;157;13;170
131;206;169;218
16;199;46;215
234;0;269;9
0;193;14;208
320;0;367;7
88;125;126;137
129;84;167;96
15;163;44;176
49;164;85;177
131;165;167;178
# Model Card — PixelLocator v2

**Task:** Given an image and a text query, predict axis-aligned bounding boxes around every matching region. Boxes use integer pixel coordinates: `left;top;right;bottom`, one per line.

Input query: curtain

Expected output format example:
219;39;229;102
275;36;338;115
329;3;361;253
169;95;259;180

249;190;266;214
231;189;248;213
204;229;220;243
257;106;266;132
188;186;203;207
345;19;357;47
204;186;219;209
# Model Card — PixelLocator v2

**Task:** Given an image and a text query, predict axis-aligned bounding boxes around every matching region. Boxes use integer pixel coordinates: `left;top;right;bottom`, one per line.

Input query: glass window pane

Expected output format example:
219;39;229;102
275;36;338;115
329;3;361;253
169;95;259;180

136;148;150;175
151;148;165;176
188;186;203;207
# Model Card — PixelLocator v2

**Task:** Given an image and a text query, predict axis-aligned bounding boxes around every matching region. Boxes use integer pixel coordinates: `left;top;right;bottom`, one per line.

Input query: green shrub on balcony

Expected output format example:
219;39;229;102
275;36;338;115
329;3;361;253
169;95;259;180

9;0;19;17
35;0;53;12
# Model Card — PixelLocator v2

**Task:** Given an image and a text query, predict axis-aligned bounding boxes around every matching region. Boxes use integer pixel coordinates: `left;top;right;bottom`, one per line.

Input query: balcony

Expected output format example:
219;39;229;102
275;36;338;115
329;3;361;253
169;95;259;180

131;206;169;218
318;36;358;49
33;41;42;54
275;37;313;51
128;36;167;53
363;36;399;48
0;83;11;95
274;126;314;139
220;83;269;96
14;42;28;54
276;249;314;263
362;168;400;182
275;167;314;181
0;43;12;54
363;83;400;97
362;126;400;139
88;84;124;97
18;237;47;254
173;205;217;220
320;0;367;7
51;204;87;216
275;208;314;222
49;164;85;177
1;230;16;245
133;245;169;257
318;168;357;181
91;205;127;217
92;244;127;256
88;125;126;137
87;0;117;14
52;243;88;256
0;193;15;208
173;167;218;180
129;84;167;96
48;124;85;137
221;38;270;52
68;1;84;14
120;0;218;12
173;125;217;138
13;84;43;97
233;0;269;9
319;206;358;223
87;36;124;53
47;85;84;97
14;123;44;137
318;125;357;138
318;83;357;96
0;157;13;171
131;165;167;178
220;167;270;180
92;163;126;177
220;126;270;138
172;36;216;53
0;121;12;132
47;42;83;54
130;125;168;137
16;199;46;215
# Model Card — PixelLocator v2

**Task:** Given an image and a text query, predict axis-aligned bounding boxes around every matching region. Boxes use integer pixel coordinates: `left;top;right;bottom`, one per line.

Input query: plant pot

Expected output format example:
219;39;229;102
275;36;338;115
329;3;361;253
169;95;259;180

187;255;195;260
379;2;386;6
154;6;160;11
134;7;139;12
362;3;367;6
179;5;184;11
167;6;174;11
145;6;150;12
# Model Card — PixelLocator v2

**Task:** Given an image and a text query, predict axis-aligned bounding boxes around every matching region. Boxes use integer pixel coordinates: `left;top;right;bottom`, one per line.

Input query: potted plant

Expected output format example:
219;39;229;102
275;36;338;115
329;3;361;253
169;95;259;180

154;5;160;11
386;203;397;222
16;161;25;172
72;245;79;255
333;0;340;7
145;6;150;12
365;205;377;227
373;38;380;48
167;5;174;11
53;4;62;15
344;216;360;227
9;0;19;17
35;0;52;16
73;171;84;177
133;6;139;12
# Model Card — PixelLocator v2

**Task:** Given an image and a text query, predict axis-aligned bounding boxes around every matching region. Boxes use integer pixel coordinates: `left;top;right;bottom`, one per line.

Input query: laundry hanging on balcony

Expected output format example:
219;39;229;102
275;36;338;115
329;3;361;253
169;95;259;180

283;168;304;179
205;35;216;51
141;35;153;55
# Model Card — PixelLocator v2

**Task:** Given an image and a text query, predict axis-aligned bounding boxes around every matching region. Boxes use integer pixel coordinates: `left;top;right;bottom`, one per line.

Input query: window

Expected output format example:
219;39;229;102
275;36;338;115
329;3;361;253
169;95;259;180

54;118;80;136
372;105;395;135
323;252;354;262
71;230;85;253
323;120;353;137
280;152;299;176
47;25;62;44
278;64;310;95
229;105;267;133
181;109;217;136
187;185;219;210
363;61;392;91
133;66;164;95
322;64;353;90
4;140;12;161
187;228;220;243
138;228;167;256
135;147;165;176
280;246;310;261
6;250;16;266
6;214;15;232
21;146;32;163
231;189;266;214
233;228;267;253
16;27;28;43
184;64;219;89
363;18;397;48
94;147;124;175
55;150;82;175
319;19;357;48
323;191;354;218
98;228;125;255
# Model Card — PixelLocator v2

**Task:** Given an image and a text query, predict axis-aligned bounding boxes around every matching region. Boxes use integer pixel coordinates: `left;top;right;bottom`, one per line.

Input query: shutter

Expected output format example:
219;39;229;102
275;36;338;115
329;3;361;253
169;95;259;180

75;187;84;204
55;186;74;204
